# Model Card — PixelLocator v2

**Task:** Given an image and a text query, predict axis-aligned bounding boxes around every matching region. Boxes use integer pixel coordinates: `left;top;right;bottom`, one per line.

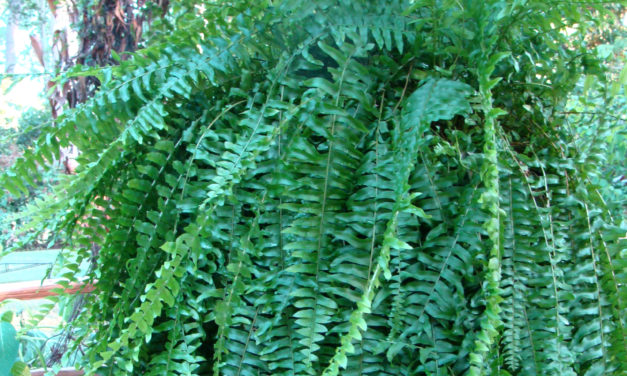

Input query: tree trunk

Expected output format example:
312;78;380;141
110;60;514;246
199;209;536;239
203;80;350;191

4;0;20;74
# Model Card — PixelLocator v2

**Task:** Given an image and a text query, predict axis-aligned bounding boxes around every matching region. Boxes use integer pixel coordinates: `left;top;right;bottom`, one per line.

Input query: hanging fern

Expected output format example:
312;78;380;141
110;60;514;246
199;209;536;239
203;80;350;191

2;1;626;375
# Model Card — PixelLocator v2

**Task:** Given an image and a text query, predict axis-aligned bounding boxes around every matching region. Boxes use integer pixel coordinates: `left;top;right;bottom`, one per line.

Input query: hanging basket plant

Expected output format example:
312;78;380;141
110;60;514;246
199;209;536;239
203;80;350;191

2;1;625;375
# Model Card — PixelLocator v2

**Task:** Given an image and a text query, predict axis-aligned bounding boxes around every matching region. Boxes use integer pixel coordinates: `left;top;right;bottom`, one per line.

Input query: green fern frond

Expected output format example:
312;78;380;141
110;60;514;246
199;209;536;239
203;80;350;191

2;1;625;375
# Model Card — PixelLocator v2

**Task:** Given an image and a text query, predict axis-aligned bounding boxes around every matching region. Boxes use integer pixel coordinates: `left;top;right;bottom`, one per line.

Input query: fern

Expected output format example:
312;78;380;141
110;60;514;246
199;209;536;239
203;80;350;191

2;1;625;375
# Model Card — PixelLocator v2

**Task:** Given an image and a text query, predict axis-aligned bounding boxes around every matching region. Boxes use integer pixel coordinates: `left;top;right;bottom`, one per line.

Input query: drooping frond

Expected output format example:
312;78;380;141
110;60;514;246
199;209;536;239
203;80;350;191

2;1;625;375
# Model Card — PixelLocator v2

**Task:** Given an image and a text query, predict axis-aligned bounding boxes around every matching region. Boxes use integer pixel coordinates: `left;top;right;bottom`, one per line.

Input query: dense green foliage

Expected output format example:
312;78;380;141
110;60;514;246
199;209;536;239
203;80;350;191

1;1;626;375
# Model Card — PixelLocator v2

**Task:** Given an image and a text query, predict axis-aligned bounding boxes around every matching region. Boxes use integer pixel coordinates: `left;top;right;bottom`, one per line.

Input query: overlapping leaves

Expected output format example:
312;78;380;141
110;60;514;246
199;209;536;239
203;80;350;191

1;1;625;375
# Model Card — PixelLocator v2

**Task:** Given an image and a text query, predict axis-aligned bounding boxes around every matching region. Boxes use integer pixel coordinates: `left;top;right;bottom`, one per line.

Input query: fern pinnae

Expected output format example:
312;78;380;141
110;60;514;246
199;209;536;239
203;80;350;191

583;202;610;370
557;110;627;371
514;188;537;375
499;138;575;375
278;85;286;271
101;106;243;349
122;104;244;310
175;101;246;227
394;181;481;350
502;176;521;371
467;58;508;376
213;196;265;375
114;125;195;277
230;89;329;375
3;2;624;375
165;307;181;375
288;39;367;370
502;175;539;374
597;236;627;360
211;42;331;372
366;94;385;326
97;130;187;355
350;91;386;375
528;148;578;374
304;67;340;370
384;68;414;348
253;87;311;375
90;94;282;372
325;78;473;374
418;150;446;223
17;35;232;200
22;42;244;274
161;306;183;375
564;153;627;361
282;313;298;376
234;308;260;376
367;92;385;293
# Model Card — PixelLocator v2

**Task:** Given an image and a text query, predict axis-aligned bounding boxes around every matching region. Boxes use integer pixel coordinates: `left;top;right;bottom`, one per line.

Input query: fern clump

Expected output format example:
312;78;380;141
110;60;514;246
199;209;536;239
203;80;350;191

2;1;625;375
